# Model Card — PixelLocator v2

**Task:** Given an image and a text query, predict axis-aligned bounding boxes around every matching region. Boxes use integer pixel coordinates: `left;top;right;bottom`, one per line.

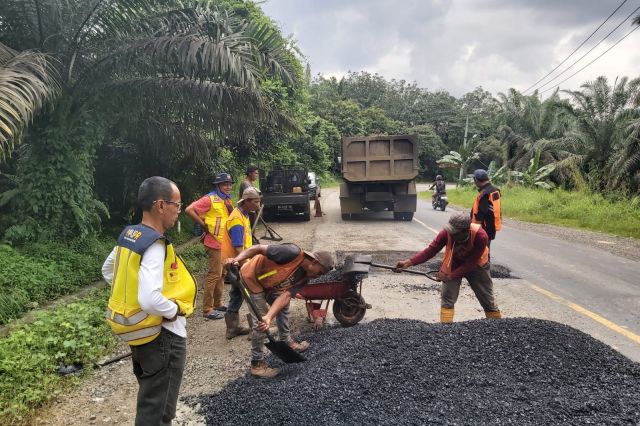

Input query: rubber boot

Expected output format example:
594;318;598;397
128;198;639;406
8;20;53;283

225;312;251;340
250;360;279;378
440;307;454;323
485;310;502;319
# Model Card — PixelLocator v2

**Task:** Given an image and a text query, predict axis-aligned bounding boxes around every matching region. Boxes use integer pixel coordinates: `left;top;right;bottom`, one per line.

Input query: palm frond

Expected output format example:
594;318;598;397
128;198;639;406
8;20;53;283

0;42;60;158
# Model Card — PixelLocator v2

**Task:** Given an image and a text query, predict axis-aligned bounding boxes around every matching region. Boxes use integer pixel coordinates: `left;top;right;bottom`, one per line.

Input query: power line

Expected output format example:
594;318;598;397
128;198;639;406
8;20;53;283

540;24;640;95
528;4;640;94
522;0;629;94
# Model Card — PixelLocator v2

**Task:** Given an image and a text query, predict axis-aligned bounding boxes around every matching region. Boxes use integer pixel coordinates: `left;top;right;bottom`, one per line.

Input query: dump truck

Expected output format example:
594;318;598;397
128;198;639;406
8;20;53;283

339;135;419;221
260;165;312;221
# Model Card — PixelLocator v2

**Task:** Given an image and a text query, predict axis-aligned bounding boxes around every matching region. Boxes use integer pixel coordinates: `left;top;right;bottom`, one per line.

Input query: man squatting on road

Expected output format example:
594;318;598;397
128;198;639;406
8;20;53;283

396;211;501;323
102;177;196;425
226;244;335;378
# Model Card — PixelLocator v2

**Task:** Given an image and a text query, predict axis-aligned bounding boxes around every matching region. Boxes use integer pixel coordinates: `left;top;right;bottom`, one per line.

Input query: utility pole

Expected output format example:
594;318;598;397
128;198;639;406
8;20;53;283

458;110;469;187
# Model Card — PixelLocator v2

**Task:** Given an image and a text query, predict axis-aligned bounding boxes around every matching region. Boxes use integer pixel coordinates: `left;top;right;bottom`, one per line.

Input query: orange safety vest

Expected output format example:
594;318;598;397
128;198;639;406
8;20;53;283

222;208;252;260
440;223;489;274
240;249;306;294
472;186;502;231
203;193;233;246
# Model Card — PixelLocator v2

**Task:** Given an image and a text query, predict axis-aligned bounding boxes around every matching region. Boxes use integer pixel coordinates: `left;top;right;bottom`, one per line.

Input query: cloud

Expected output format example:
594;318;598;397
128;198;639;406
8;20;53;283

261;0;640;97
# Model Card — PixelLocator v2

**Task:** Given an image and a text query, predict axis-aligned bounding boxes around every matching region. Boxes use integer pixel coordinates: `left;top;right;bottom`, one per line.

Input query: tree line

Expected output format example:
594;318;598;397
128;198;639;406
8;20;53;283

1;1;639;245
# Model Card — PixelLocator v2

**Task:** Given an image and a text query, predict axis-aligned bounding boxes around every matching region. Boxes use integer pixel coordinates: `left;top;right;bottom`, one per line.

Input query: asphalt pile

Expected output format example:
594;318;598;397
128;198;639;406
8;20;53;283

196;318;640;425
308;267;344;284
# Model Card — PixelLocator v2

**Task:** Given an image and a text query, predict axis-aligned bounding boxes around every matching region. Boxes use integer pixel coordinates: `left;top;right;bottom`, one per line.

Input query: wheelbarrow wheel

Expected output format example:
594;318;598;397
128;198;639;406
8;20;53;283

333;294;366;327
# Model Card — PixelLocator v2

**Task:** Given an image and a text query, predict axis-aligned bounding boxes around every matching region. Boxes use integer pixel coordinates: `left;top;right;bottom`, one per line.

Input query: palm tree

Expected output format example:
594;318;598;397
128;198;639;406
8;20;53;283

0;42;59;159
0;1;300;239
561;76;640;191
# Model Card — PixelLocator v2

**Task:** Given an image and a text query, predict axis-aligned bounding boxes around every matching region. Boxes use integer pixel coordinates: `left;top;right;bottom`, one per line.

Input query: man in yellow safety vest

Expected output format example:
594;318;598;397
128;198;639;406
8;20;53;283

102;176;196;425
222;187;262;339
185;172;234;320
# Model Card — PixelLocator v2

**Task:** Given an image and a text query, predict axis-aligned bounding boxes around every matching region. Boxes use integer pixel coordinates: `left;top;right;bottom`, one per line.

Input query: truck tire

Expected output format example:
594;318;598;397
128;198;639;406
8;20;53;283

341;213;351;221
303;203;311;221
333;293;367;326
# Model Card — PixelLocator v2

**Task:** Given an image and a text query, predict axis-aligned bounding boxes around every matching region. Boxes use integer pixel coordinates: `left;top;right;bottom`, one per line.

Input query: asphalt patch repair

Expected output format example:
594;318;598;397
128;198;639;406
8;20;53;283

195;318;640;425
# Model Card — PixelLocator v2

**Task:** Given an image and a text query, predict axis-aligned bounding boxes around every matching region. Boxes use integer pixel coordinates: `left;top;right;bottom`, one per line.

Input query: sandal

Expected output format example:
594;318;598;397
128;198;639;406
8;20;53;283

203;310;225;320
214;306;228;312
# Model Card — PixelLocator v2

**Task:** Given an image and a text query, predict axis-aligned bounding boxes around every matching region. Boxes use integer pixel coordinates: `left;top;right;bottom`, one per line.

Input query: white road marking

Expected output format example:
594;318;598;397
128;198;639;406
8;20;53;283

413;217;439;235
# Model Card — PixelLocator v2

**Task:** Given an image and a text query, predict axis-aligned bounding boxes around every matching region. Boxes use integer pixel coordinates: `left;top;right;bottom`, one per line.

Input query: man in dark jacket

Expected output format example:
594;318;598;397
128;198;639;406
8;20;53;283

471;169;502;245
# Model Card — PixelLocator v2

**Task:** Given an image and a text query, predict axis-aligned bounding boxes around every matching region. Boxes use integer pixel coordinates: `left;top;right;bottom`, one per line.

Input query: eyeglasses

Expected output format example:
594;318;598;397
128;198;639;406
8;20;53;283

154;200;183;212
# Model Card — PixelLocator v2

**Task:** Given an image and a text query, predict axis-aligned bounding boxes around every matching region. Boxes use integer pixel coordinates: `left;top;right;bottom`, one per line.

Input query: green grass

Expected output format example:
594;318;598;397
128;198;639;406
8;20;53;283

319;174;342;189
420;186;640;239
0;238;210;424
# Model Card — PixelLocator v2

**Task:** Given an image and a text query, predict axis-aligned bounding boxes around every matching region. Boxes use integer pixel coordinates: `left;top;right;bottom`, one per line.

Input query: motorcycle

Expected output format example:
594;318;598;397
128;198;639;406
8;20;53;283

432;192;448;211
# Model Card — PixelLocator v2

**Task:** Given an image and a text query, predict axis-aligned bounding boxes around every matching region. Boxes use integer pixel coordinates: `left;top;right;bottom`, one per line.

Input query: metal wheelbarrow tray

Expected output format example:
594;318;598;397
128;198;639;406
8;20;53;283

296;255;371;329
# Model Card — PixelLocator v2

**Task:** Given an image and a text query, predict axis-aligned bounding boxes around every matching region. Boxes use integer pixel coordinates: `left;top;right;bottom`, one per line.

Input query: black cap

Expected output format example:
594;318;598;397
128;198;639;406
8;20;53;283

213;172;234;185
473;169;489;181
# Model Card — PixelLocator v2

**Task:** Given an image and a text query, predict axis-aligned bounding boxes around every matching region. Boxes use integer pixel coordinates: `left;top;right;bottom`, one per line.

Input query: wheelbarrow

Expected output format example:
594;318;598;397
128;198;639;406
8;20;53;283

295;255;371;330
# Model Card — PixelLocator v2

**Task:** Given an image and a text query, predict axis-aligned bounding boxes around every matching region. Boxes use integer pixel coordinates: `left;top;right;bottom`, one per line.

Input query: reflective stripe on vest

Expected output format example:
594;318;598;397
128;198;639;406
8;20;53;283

440;223;489;275
472;186;502;232
240;248;306;293
203;194;233;244
222;208;252;260
106;224;197;346
105;308;149;326
115;325;162;343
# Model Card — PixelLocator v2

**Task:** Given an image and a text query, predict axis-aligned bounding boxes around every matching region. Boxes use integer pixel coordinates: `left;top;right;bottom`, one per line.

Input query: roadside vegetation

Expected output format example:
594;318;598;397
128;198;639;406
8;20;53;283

429;187;640;239
1;0;640;421
0;240;207;424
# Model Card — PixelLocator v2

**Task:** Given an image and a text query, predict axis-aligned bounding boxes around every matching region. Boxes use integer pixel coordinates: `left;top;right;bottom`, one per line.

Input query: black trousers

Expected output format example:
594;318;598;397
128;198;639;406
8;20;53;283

131;327;186;426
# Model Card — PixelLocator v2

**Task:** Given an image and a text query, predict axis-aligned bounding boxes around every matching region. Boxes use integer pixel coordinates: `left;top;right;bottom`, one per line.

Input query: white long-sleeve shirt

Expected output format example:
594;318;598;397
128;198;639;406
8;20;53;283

102;241;185;337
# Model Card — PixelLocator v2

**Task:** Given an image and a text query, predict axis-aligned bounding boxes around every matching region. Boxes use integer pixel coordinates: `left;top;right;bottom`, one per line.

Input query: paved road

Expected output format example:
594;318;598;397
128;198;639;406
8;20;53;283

412;192;640;352
312;187;640;360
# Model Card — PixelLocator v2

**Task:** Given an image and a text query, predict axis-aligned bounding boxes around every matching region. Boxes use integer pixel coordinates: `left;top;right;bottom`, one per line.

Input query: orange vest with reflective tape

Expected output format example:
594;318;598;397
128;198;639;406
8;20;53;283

240;250;306;293
472;186;502;231
440;223;489;274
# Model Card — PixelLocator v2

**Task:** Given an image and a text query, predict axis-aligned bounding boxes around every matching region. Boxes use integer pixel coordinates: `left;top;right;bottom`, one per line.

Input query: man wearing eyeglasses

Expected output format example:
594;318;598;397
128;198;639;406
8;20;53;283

102;176;196;425
185;172;235;320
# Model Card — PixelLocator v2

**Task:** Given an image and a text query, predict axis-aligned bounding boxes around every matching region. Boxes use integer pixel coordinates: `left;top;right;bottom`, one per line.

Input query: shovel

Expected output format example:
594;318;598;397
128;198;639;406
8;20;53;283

226;266;305;363
352;254;440;281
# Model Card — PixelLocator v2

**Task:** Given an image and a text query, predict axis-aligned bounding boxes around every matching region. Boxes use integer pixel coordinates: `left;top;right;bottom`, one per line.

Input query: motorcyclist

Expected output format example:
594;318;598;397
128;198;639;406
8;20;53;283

429;175;447;203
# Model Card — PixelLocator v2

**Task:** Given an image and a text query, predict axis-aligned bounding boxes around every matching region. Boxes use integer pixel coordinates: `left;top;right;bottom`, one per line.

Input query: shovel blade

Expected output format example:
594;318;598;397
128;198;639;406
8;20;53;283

266;339;306;363
342;255;370;275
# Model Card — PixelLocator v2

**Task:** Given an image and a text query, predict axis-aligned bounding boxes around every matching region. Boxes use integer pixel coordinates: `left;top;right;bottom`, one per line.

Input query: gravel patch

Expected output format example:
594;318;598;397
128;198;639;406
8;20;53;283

196;318;640;425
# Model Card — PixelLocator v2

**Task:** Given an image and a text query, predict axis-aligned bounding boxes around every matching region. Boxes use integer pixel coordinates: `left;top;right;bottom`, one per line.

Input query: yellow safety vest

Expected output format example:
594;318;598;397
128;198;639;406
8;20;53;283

106;224;197;346
203;193;233;246
222;208;252;260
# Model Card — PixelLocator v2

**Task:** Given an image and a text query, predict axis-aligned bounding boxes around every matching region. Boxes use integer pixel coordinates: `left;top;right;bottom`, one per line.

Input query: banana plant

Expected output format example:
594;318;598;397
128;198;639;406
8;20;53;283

511;149;556;189
437;141;480;186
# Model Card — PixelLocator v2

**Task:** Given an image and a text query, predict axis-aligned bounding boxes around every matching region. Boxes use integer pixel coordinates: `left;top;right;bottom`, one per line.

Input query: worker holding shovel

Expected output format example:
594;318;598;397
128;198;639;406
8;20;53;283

226;244;334;378
395;212;501;323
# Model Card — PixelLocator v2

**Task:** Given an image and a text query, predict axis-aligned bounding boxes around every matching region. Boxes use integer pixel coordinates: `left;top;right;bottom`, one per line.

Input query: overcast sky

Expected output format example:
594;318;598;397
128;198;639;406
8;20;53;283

260;0;640;98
